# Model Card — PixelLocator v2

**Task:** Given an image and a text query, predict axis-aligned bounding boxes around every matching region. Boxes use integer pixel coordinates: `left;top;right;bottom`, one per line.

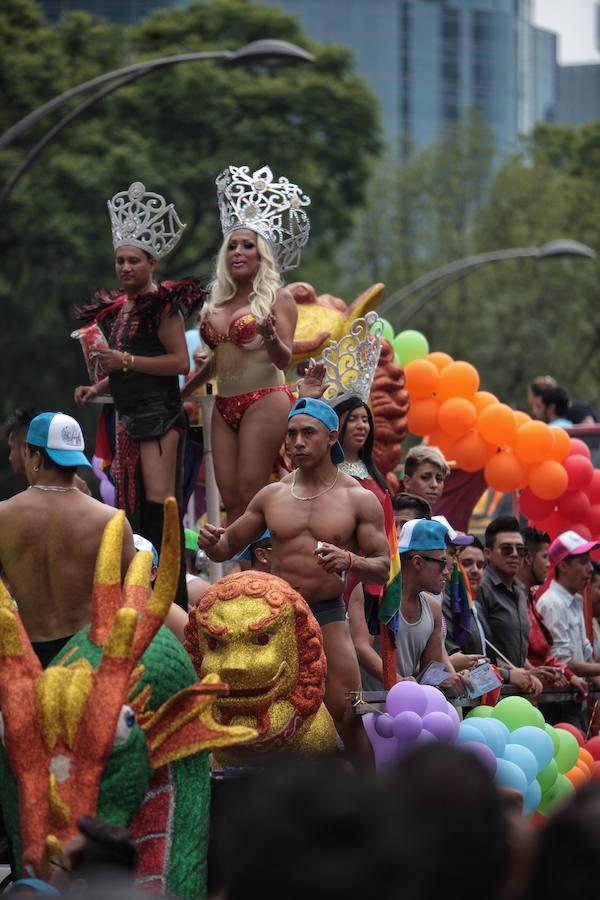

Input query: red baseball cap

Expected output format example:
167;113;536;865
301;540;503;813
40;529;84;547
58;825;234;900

548;530;600;566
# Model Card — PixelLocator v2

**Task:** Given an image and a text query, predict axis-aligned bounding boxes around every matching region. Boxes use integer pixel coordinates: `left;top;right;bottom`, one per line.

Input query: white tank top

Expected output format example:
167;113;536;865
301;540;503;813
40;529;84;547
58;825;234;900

395;592;435;677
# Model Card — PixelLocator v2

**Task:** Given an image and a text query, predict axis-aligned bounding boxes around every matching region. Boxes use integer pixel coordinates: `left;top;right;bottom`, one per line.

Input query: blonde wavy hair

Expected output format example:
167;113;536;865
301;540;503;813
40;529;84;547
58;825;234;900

203;230;282;321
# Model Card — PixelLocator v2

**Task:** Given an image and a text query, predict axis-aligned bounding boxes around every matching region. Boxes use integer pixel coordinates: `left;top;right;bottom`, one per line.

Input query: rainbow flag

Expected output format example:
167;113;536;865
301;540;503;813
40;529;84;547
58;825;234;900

378;501;402;630
449;559;474;649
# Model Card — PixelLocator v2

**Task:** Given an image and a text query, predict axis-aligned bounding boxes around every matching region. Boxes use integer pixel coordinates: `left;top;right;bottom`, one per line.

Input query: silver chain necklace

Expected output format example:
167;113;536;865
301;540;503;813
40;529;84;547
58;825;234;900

290;468;339;501
30;484;79;493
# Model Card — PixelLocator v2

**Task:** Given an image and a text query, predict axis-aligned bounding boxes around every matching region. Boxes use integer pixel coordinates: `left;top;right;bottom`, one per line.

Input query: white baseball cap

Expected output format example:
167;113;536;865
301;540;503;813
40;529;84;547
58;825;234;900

27;412;91;468
549;530;600;566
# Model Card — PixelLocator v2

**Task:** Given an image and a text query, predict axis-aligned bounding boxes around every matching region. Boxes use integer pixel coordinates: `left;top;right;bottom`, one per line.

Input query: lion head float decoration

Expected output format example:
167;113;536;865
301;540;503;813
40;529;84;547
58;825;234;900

185;571;337;763
0;501;255;900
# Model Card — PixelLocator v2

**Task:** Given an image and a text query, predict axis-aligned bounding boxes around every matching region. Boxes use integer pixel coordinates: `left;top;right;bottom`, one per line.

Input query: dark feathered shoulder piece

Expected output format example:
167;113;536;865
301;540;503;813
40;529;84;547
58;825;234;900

75;288;124;324
75;278;206;325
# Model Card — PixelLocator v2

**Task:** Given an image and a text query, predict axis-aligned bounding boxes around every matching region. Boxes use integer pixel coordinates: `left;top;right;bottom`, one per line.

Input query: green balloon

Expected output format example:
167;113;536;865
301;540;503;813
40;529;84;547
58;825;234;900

392;330;429;366
492;696;545;732
466;705;494;719
545;724;560;756
537;759;558;792
554;728;580;774
379;318;395;344
538;774;575;815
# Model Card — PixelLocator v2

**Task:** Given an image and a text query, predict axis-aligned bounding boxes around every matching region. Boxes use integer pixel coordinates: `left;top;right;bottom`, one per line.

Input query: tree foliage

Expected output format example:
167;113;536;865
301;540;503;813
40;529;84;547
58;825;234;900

0;0;380;436
337;117;600;410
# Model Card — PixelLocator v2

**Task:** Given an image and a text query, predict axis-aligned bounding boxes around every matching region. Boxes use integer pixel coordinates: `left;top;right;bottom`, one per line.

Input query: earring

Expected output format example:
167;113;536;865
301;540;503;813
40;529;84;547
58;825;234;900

33;465;40;472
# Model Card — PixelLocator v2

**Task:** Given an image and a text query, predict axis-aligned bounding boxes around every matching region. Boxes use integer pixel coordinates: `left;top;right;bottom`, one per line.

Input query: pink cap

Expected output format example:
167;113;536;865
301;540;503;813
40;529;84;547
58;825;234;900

548;530;600;566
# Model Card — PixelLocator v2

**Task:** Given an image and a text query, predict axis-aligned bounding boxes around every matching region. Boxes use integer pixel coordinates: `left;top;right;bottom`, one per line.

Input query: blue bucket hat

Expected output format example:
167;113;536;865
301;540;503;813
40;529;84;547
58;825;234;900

288;398;344;464
27;412;91;468
398;518;449;554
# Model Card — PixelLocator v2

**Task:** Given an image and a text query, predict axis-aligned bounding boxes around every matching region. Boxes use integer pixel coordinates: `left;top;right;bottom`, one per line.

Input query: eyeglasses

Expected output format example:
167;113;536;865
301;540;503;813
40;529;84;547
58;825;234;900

498;544;527;557
414;554;449;571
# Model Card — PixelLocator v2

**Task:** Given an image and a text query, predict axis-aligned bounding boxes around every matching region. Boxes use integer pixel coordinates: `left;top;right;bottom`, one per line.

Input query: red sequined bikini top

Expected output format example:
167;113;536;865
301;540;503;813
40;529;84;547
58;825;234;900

200;313;258;349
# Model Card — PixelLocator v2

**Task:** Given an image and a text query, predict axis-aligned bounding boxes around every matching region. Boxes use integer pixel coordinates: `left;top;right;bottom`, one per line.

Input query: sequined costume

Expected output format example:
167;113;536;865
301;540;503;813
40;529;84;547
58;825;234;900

200;311;295;431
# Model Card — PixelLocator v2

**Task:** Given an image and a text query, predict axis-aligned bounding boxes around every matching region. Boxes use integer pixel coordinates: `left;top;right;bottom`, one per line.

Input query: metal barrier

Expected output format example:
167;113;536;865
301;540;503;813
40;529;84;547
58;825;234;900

350;687;600;714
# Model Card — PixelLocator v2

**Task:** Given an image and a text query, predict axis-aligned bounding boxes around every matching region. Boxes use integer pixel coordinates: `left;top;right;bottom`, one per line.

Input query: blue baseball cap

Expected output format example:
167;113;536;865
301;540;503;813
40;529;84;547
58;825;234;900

27;412;91;468
288;398;344;464
398;518;449;554
234;530;271;563
7;879;63;896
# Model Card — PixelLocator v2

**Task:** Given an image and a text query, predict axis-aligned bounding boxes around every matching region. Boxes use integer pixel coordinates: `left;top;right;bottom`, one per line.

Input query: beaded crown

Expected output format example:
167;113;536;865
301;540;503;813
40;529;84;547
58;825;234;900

108;181;186;259
216;165;310;272
320;311;384;407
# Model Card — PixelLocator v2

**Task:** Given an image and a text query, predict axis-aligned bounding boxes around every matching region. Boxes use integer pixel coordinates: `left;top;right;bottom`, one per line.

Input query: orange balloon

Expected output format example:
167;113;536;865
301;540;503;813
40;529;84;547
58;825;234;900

427;351;453;372
565;765;587;789
438;398;477;438
452;431;496;472
513;411;531;428
549;427;571;463
515;421;554;463
426;430;456;460
484;450;528;492
438;361;480;402
576;760;591;779
529;460;569;501
407;398;440;436
473;391;498;414
478;403;517;448
579;747;595;776
404;359;440;401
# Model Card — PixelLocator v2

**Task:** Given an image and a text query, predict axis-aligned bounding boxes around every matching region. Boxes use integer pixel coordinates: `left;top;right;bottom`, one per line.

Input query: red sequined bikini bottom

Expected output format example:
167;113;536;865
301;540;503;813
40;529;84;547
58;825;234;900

216;386;296;431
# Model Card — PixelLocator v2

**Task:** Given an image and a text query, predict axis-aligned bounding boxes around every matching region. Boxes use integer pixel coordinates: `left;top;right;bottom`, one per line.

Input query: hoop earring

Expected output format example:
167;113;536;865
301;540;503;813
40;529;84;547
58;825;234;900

33;465;40;472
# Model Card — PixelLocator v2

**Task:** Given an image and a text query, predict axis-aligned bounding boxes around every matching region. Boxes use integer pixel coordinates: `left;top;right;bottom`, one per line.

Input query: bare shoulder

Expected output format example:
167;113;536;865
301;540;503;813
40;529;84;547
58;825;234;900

422;592;442;620
346;478;384;520
253;479;286;506
275;286;295;306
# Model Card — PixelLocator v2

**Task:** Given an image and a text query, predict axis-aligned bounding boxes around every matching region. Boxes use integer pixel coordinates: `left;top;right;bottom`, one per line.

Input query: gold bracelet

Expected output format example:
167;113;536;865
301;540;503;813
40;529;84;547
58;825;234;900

122;351;129;372
130;355;135;370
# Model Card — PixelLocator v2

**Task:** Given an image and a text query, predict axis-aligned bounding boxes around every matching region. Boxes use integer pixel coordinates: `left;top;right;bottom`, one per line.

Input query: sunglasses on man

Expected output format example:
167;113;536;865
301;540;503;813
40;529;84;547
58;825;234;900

498;543;527;557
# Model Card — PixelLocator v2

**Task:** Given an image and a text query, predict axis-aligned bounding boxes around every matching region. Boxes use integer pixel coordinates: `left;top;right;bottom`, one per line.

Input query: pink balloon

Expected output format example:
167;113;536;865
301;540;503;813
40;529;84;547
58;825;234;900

386;680;428;718
392;710;423;741
422;711;456;742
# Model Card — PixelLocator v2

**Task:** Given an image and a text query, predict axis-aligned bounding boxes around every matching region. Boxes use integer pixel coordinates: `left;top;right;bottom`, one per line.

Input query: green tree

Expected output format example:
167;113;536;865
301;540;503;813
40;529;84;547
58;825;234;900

0;0;380;496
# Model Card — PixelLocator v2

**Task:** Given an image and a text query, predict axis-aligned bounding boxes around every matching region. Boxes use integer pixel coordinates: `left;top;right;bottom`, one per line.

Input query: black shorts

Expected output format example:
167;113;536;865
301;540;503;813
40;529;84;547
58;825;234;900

310;596;346;627
31;635;73;669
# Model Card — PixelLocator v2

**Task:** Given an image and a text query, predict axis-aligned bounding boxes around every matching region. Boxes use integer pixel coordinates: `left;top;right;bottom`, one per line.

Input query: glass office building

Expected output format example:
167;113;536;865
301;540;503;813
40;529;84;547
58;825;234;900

261;0;558;155
557;64;600;126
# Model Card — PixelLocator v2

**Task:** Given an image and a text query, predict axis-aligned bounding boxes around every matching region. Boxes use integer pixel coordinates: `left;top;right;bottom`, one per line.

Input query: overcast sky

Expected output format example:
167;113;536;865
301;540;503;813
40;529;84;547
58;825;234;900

532;0;600;64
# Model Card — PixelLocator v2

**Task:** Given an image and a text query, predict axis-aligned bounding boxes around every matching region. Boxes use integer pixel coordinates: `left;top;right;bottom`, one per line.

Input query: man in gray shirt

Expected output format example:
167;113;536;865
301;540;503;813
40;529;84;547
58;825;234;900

477;515;542;695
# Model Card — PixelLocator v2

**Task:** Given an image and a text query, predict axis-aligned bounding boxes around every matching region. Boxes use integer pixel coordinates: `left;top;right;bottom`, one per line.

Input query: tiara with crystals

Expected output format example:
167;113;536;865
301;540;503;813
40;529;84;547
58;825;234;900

216;165;310;272
319;312;384;407
107;181;186;260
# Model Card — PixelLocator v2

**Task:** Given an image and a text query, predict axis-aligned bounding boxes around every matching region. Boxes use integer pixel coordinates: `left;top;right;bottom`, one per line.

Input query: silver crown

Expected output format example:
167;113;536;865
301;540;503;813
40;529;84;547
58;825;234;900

320;312;384;406
216;165;310;272
107;181;186;259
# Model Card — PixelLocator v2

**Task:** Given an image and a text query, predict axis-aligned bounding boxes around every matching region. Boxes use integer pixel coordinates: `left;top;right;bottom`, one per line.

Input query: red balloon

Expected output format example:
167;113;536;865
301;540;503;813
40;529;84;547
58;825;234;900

536;510;569;539
564;455;594;491
593;761;600;782
587;470;600;505
519;487;556;522
569;438;592;459
585;736;600;762
571;523;593;541
555;723;585;747
586;504;600;536
557;490;591;523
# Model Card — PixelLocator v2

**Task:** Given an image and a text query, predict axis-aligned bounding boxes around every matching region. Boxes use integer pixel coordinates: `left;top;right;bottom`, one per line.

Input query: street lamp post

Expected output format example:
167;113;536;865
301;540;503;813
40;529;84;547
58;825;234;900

0;39;314;208
378;240;596;326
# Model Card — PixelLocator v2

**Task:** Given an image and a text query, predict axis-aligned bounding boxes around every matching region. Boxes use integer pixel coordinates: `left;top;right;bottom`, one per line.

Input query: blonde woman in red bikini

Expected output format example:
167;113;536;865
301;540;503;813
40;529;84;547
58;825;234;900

185;165;310;522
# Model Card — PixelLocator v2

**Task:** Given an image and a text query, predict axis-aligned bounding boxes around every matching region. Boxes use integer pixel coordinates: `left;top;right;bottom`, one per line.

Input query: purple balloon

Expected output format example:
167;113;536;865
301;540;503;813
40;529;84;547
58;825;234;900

374;714;395;738
414;729;436;748
422;711;456;742
445;702;461;741
421;685;449;715
459;741;498;775
386;681;428;718
392;710;423;741
363;713;401;771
